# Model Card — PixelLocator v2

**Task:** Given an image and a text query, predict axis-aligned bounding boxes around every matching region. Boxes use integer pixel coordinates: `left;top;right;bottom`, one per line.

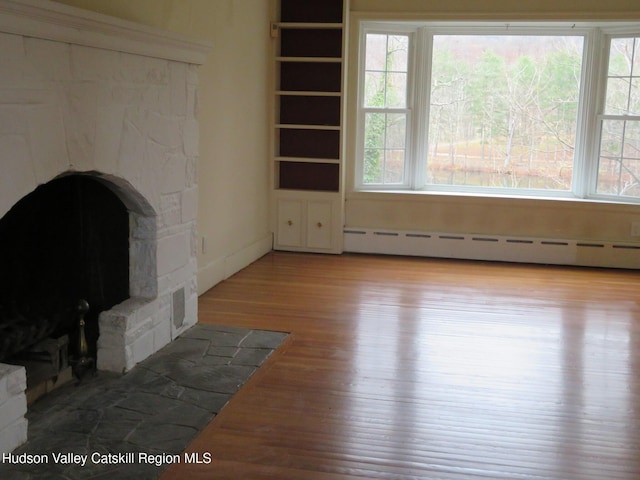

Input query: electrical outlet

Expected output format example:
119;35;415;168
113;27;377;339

631;221;640;237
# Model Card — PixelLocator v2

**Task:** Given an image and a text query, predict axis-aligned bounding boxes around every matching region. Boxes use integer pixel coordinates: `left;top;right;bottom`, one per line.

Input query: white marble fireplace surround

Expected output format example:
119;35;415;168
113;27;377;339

0;0;211;453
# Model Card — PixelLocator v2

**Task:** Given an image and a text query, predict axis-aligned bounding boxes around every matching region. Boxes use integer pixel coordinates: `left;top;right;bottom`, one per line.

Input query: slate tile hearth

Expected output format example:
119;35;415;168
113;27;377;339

0;325;287;479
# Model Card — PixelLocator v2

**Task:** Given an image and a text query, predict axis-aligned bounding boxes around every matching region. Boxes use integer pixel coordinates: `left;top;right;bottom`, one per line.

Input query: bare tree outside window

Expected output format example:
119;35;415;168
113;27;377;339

427;35;583;190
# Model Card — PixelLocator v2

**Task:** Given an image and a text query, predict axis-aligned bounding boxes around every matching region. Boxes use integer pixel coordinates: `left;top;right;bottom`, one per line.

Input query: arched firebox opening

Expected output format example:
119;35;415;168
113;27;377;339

0;174;129;369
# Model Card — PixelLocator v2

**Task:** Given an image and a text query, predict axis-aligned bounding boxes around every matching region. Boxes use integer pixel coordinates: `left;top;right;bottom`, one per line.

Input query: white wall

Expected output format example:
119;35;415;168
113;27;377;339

192;1;273;293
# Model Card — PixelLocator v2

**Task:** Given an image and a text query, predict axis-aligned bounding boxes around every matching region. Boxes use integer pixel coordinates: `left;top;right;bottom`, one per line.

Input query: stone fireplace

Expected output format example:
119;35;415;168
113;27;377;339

0;0;211;453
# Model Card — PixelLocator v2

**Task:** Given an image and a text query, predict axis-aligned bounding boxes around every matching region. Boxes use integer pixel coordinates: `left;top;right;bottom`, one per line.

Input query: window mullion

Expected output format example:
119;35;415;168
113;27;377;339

575;28;605;199
409;28;431;190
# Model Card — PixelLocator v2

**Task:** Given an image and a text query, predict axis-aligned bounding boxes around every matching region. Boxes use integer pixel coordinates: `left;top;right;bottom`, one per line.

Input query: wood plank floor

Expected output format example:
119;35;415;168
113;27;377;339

160;252;640;480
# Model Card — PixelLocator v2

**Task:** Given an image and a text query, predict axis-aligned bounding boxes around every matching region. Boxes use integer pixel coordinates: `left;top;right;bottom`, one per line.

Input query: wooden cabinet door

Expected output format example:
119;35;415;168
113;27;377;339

306;201;333;250
277;199;303;247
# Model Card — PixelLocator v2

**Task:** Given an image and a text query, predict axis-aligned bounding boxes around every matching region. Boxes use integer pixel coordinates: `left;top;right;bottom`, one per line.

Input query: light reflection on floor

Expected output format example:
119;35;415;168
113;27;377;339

344;284;636;476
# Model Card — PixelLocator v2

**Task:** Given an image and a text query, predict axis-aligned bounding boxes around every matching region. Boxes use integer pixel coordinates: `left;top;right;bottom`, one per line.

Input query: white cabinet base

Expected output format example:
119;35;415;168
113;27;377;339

274;192;342;253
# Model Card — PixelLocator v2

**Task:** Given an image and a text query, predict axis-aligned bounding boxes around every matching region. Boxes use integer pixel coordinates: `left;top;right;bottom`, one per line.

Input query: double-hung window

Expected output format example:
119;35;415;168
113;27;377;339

355;21;640;202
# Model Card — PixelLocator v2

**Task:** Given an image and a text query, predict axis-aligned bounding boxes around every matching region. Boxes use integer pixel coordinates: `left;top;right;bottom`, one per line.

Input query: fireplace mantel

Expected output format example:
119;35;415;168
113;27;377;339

0;0;212;64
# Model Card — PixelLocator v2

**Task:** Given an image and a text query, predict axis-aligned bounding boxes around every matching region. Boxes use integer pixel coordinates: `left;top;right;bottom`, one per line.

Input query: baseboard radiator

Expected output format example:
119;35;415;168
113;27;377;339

343;229;640;269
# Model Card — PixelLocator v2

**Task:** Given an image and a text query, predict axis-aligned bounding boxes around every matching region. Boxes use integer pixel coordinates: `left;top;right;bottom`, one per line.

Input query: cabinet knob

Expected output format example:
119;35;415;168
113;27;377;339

287;220;293;226
317;222;323;228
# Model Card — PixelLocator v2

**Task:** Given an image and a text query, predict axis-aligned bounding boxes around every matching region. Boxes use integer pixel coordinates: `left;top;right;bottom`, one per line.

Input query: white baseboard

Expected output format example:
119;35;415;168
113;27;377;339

344;228;640;269
197;233;273;295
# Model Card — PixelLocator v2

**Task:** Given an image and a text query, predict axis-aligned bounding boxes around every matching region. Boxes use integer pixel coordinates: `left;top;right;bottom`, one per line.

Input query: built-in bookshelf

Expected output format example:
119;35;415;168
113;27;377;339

271;0;346;253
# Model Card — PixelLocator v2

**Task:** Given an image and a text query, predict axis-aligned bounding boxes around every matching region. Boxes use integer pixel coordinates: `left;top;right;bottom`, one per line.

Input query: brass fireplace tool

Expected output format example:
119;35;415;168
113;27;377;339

74;299;95;377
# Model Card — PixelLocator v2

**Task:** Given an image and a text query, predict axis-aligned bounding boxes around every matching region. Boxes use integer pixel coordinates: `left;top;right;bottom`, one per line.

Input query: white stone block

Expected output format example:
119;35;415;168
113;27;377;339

190;225;198;258
130;240;158;299
0;365;26;405
93;104;126;174
181;187;198;223
153;316;172;351
183;116;199;157
109;85;144;106
131;214;157;240
5;365;26;396
144;85;170;114
177;259;198;287
157;260;196;296
96;346;127;373
152;304;171;327
61;82;98;170
25;37;72;82
99;307;136;333
117;53;168;85
156;274;174;299
169;62;187;116
186;83;198;117
160;191;181;212
71;45;118;81
161;154;188;195
0;107;26;135
99;298;160;333
186;156;198;187
155;84;172;116
96;330;124;350
188;261;199;298
0;33;25;85
147;111;184;148
26;105;69;183
116;113;146;181
187;64;200;86
0;418;28;455
124;317;153;344
159;193;182;228
157;231;190;276
125;330;154;367
0;134;36;218
133;298;161;324
0;394;27;431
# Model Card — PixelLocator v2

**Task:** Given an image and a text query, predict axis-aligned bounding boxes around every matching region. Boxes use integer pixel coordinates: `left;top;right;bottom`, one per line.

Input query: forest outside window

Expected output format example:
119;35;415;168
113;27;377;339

355;22;640;203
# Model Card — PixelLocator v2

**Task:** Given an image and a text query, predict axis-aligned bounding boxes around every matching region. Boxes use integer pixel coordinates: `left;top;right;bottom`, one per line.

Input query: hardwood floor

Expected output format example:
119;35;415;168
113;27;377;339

160;252;640;480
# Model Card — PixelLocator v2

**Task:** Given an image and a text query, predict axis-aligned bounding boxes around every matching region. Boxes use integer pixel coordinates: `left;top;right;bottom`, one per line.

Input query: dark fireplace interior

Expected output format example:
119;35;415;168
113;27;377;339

0;174;129;374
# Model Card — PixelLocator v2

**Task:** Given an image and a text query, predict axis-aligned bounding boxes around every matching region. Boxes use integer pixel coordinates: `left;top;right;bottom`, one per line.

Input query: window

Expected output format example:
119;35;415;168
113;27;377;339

362;33;410;184
598;37;640;197
355;22;640;202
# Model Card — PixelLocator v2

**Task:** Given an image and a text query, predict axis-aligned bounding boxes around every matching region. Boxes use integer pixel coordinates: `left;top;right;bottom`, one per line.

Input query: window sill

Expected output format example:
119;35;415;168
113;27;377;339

347;188;640;209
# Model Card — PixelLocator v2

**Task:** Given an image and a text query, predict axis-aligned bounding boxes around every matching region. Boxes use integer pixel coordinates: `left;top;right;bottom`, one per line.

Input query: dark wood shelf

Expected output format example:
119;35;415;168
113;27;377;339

281;0;343;23
279;129;340;160
279;62;342;93
278;162;340;192
279;95;341;126
280;29;343;58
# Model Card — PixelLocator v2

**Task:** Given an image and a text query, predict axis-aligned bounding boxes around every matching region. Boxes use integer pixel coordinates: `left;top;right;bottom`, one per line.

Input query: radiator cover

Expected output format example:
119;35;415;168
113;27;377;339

344;229;640;269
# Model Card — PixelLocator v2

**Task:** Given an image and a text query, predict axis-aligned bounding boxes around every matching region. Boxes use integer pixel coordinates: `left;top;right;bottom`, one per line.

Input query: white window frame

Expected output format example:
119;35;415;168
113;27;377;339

356;24;417;189
353;20;640;204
